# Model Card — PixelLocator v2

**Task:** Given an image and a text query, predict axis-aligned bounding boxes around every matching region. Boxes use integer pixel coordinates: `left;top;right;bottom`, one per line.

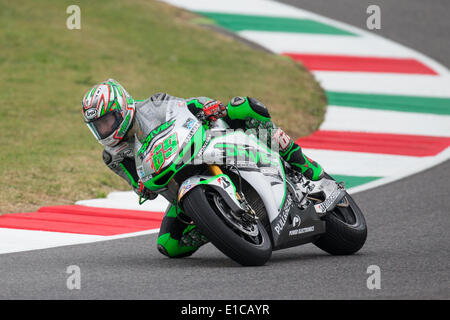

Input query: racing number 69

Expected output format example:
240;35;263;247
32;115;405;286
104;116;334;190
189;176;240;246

150;133;178;173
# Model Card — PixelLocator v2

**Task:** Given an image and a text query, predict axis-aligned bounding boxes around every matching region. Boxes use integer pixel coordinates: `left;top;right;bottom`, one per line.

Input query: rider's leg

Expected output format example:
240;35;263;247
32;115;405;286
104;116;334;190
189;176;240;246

157;203;209;258
271;126;324;181
225;96;324;181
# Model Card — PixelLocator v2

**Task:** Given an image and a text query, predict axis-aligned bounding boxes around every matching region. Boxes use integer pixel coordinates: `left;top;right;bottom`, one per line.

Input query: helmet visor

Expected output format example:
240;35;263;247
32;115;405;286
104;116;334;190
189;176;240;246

87;110;123;140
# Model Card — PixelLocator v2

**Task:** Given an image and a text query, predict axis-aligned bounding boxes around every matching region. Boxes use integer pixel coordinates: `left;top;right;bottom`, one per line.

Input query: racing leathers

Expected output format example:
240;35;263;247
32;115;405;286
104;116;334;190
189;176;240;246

102;93;323;258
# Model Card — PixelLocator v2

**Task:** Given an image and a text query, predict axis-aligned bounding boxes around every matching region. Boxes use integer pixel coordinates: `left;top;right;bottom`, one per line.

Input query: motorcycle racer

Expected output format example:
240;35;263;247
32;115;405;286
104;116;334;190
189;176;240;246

82;79;324;258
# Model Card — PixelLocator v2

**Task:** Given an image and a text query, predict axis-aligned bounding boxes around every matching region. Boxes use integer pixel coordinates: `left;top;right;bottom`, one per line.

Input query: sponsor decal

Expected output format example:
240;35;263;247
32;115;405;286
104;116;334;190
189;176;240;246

289;226;315;236
274;195;293;235
260;167;279;176
183;118;196;130
292;215;302;228
220;176;231;188
316;189;341;213
272;128;291;151
195;134;211;161
178;183;194;201
178;178;195;201
184;121;201;142
214;143;278;166
137;167;145;179
84;108;97;120
145;132;179;173
137;119;176;158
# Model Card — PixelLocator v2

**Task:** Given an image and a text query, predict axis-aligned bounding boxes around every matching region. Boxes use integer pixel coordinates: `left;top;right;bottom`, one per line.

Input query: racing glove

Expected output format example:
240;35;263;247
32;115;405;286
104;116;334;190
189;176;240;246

135;180;158;202
201;100;227;122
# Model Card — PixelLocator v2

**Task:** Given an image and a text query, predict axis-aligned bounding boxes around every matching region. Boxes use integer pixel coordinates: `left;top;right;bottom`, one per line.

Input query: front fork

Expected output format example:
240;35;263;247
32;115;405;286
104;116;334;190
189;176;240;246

208;164;242;200
186;165;255;221
209;164;223;176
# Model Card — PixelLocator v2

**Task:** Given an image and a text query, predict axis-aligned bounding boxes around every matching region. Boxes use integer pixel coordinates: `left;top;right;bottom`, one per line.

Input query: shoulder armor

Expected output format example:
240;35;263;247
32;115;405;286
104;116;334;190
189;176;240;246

149;92;170;107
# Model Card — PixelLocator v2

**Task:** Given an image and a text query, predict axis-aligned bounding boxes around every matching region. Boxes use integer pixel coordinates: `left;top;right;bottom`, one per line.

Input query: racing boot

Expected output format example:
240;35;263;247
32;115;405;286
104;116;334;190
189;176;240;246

272;129;338;203
275;132;324;181
157;204;209;258
246;117;324;181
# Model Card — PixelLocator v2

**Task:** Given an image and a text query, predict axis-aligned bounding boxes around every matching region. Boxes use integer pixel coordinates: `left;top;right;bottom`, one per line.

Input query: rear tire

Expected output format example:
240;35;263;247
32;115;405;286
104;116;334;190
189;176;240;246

314;193;367;255
183;187;272;266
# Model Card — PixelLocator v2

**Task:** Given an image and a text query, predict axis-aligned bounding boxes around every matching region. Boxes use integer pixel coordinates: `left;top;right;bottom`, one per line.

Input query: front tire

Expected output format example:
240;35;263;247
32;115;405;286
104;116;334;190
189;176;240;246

183;187;272;266
314;193;367;255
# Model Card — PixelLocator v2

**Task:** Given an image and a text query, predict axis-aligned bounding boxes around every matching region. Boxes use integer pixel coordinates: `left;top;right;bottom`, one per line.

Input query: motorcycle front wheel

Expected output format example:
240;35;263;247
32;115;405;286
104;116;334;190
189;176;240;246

183;186;272;266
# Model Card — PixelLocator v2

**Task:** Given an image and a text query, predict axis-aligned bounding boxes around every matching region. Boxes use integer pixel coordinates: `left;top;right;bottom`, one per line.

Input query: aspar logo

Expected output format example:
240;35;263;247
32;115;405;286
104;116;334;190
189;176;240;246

292;215;301;228
84;108;97;120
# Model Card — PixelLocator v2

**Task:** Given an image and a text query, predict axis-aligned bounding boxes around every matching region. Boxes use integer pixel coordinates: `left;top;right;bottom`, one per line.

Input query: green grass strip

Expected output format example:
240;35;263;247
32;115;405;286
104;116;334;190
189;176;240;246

195;11;356;35
326;91;450;115
329;174;381;189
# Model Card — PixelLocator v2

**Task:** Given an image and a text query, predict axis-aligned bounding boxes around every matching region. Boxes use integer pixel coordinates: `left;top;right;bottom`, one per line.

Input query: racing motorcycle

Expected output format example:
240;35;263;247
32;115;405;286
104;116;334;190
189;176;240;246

135;100;367;266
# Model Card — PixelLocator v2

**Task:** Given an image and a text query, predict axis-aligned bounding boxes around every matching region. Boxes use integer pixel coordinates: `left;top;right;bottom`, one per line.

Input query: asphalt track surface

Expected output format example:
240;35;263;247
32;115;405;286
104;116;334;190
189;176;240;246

0;1;448;299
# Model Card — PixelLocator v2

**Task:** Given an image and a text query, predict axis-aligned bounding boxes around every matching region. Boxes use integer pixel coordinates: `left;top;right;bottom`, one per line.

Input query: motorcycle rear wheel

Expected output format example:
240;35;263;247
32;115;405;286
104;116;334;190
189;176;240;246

314;192;367;255
183;186;272;266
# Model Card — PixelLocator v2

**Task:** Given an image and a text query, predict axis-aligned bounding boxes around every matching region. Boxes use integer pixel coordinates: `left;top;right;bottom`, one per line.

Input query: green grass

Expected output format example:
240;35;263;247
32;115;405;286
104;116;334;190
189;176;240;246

0;0;326;213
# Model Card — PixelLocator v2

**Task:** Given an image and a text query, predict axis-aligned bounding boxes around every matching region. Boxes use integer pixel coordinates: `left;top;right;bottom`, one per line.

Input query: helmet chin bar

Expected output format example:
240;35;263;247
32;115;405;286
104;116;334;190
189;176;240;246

98;130;122;147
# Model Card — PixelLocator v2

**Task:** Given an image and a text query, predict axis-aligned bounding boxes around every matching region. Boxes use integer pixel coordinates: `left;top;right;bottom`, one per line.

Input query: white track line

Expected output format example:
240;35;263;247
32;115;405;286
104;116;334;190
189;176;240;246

0;228;104;254
162;0;315;18
76;191;169;212
321;106;450;137
313;72;450;97
0;228;160;255
239;31;418;58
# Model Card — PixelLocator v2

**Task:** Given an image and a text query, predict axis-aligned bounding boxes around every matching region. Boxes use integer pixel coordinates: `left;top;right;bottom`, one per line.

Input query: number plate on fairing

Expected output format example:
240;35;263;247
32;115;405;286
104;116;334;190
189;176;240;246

136;101;200;180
